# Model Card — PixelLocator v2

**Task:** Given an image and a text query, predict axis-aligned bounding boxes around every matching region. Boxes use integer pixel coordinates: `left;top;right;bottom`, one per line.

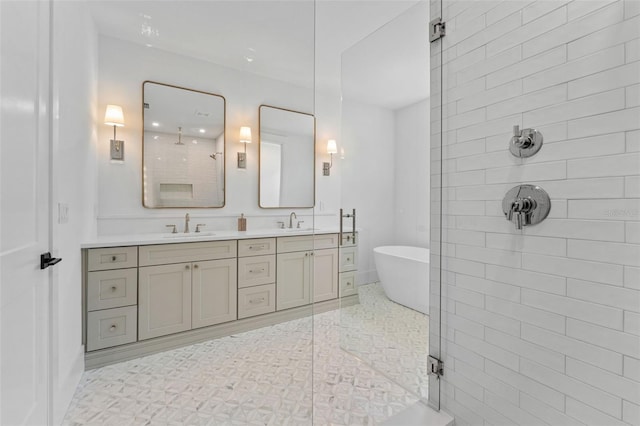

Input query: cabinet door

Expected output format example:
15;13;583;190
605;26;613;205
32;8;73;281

312;248;339;303
139;263;192;340
192;258;238;329
276;251;311;310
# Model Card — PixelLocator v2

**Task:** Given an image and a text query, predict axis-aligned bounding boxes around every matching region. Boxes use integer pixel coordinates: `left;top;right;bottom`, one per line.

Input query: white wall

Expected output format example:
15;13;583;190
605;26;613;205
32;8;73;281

431;0;640;424
97;36;341;235
394;98;430;247
341;100;396;285
51;1;98;422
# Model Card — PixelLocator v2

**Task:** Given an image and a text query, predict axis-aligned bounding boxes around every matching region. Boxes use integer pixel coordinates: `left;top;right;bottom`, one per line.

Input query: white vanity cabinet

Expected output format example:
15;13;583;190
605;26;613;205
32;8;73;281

138;241;238;340
86;247;139;351
339;232;358;297
276;234;340;309
83;231;357;368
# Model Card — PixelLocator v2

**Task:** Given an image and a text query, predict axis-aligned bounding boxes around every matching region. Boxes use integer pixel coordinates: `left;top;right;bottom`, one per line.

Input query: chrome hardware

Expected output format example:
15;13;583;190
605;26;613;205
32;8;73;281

111;286;117;292
297;220;304;228
429;17;446;42
185;265;190;270
184;213;190;233
502;185;551;230
111;256;117;261
249;269;265;274
249;244;266;250
195;224;206;233
109;325;117;332
509;125;543;157
428;356;444;377
339;208;356;246
194;264;199;269
166;224;177;234
289;212;297;229
305;252;309;257
249;297;265;304
277;221;285;229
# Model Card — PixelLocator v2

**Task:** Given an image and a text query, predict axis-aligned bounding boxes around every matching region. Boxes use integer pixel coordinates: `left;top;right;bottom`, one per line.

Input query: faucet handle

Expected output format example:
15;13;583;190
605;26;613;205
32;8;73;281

195;224;206;233
166;224;177;234
297;221;305;229
277;221;285;229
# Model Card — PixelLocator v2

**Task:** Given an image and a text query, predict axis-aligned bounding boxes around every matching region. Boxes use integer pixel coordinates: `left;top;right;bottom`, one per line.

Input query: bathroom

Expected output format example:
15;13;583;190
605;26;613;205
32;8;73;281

1;0;639;425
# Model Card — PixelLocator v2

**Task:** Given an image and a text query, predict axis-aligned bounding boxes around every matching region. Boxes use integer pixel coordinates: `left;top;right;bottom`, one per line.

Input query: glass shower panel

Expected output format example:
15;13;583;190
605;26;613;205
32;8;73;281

328;1;438;421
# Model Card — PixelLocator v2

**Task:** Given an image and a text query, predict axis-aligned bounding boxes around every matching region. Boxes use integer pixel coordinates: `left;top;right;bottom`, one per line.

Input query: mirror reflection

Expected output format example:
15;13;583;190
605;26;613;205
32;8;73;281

143;81;225;208
259;105;315;208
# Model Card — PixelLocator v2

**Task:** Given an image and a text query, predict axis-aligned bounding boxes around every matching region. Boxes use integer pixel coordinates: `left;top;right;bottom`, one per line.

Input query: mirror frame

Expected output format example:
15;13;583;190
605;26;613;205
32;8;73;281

141;80;227;209
258;104;316;209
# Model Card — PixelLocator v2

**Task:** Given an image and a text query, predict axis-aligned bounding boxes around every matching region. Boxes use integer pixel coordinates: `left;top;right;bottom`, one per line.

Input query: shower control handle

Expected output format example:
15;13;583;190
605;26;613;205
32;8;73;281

502;185;551;230
509;125;543;157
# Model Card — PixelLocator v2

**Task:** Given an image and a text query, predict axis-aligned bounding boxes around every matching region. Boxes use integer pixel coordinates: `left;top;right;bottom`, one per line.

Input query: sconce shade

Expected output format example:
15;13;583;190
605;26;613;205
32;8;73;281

104;105;125;127
239;126;252;143
327;139;337;154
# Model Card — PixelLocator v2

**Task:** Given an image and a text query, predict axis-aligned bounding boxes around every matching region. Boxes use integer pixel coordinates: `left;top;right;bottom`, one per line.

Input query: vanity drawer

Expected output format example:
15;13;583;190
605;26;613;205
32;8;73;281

87;246;138;271
86;306;137;351
238;284;276;319
87;268;137;311
339;246;357;272
238;255;276;289
339;272;357;297
238;238;276;257
139;240;237;266
277;233;339;253
341;232;358;247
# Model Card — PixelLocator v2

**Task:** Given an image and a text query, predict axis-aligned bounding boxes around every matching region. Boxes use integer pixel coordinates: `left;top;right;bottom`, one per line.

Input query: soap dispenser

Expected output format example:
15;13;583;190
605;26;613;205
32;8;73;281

238;213;247;231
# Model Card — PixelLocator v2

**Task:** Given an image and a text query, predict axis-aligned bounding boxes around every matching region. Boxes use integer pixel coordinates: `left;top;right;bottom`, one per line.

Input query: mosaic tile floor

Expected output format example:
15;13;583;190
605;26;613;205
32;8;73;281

63;283;428;425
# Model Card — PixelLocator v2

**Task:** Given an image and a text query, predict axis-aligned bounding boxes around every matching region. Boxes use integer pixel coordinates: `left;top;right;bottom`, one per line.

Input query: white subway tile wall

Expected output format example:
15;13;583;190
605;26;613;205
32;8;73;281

431;0;640;424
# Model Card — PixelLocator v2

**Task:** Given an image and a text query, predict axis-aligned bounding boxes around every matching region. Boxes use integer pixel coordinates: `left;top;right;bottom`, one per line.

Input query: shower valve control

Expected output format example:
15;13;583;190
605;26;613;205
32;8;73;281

510;125;543;157
502;185;551;230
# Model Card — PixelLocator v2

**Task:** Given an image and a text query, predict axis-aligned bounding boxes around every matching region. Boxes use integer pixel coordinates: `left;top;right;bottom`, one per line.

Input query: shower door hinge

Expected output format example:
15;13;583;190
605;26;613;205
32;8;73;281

429;17;446;42
428;356;444;377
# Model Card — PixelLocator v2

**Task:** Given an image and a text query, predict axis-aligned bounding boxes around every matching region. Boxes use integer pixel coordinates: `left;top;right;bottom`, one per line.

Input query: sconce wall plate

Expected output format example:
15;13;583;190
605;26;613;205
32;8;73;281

237;152;247;169
110;139;124;160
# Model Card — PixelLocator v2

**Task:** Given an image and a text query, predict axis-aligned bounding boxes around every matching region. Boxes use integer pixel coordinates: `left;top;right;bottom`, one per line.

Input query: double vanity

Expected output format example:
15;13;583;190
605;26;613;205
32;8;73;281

82;229;358;368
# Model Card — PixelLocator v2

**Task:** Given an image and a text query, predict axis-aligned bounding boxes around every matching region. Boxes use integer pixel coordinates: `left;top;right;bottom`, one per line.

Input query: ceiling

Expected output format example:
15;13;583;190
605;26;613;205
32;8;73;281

87;0;428;109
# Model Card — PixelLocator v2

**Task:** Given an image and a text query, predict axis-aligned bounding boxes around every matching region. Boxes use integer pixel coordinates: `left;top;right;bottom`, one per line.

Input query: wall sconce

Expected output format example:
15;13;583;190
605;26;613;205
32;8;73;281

237;126;252;169
104;104;125;160
323;139;337;176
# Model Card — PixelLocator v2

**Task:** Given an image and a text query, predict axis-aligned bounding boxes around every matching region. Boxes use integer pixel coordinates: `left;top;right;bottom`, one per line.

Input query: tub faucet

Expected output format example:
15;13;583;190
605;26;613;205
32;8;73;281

289;212;297;229
184;213;190;233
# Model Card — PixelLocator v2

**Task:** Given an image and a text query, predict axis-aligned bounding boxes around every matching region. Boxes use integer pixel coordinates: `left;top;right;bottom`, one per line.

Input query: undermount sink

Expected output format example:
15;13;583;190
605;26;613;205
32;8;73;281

162;232;216;238
280;227;318;232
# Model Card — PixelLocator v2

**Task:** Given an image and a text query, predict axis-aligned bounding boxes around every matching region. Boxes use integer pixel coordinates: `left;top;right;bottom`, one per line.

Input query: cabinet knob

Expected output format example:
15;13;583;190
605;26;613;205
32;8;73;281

109;325;117;331
194;264;199;269
305;253;309;257
347;257;351;261
185;265;190;270
111;286;117;292
111;256;117;262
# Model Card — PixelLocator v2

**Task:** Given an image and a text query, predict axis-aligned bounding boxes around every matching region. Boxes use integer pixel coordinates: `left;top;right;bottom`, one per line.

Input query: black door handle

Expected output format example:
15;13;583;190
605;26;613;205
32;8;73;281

41;252;62;270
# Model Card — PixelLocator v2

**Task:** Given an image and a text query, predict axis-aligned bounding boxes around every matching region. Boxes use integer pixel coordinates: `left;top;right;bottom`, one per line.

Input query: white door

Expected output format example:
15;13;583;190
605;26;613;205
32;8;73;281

1;1;53;425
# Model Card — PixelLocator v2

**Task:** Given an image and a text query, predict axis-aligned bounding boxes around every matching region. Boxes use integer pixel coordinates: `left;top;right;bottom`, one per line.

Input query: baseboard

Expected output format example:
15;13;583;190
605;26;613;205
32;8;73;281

85;295;359;370
53;344;85;425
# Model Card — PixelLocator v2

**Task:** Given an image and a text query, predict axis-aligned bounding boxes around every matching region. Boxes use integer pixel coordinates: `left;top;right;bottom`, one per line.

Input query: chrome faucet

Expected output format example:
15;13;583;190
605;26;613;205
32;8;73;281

289;212;297;229
184;213;190;233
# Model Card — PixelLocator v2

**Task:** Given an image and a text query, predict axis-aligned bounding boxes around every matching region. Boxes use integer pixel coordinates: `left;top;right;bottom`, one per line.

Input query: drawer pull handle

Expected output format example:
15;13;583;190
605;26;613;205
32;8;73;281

111;256;117;262
249;268;265;274
249;297;265;304
111;286;117;292
109;325;117;331
249;244;266;250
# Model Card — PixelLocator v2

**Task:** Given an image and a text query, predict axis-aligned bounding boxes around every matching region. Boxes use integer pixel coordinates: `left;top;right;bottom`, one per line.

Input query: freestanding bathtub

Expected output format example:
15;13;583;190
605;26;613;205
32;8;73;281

373;246;429;315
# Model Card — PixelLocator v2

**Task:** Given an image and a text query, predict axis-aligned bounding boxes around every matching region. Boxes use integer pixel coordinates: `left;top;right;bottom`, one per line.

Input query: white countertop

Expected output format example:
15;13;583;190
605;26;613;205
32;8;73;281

80;227;351;249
